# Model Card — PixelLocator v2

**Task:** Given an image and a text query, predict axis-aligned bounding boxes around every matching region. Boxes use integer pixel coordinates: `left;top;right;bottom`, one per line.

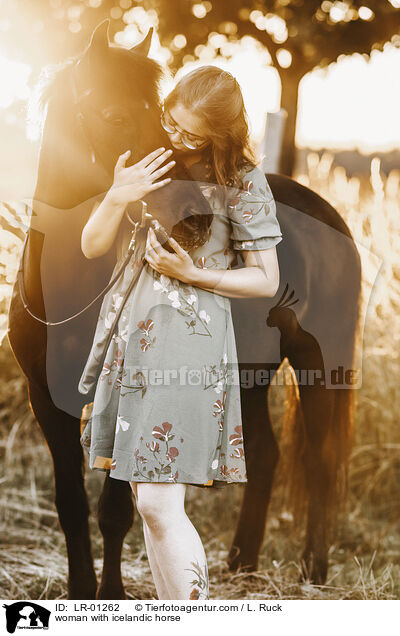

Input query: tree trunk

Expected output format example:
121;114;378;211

279;69;304;177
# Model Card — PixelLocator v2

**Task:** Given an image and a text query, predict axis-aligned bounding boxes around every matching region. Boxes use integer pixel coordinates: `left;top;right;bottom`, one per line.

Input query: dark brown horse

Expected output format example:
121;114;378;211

6;20;362;598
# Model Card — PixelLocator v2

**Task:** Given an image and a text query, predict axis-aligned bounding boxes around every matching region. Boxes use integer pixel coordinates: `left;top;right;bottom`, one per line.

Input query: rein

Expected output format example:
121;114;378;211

17;206;144;327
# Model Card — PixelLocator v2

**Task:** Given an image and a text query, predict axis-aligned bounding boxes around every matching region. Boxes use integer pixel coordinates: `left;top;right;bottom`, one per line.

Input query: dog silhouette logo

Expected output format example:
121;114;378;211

2;602;50;633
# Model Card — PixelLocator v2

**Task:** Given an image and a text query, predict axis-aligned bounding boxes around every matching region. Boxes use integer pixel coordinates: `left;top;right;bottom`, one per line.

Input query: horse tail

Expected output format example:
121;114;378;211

276;363;308;527
277;373;357;538
323;386;356;528
321;268;363;536
278;294;361;538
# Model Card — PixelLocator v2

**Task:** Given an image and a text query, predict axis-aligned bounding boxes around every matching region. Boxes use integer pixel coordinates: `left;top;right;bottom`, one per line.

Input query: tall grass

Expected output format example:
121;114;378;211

296;152;400;521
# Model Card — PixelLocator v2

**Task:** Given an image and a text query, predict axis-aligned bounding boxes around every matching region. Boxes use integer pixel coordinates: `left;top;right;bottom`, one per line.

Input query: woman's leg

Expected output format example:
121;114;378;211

130;482;171;599
135;482;210;600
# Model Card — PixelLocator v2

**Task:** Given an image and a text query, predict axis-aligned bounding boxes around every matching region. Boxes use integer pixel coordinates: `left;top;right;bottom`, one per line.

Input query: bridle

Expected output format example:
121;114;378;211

70;58;98;167
17;58;143;327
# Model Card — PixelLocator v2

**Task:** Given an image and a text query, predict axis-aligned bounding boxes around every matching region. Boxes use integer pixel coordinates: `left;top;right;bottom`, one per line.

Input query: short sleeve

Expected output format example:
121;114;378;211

227;165;283;251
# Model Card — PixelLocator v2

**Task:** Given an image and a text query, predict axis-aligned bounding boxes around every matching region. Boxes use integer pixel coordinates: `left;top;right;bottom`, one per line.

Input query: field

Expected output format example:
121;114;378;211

0;152;399;599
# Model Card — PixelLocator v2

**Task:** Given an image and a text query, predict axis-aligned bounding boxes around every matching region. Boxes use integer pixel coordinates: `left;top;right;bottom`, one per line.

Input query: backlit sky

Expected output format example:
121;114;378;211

0;28;399;152
161;39;400;153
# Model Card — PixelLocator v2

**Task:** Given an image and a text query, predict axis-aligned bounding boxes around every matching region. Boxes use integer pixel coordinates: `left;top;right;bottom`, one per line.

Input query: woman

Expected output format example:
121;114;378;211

78;66;282;600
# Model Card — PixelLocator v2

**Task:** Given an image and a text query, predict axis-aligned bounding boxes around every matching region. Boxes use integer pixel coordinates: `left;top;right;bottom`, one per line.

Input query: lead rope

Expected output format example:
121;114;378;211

90;229;148;389
17;210;142;327
84;203;176;397
80;212;150;417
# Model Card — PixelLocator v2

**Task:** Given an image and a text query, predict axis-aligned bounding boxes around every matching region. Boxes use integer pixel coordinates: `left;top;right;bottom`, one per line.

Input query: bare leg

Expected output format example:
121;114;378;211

130;482;171;599
143;521;171;599
135;482;209;600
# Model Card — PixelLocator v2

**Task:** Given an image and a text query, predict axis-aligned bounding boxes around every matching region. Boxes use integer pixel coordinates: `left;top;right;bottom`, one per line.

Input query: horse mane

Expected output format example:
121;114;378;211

27;48;165;141
26;58;77;140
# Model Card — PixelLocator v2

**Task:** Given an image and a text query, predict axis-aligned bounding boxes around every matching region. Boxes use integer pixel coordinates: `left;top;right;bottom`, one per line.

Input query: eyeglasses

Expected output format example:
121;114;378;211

161;109;209;150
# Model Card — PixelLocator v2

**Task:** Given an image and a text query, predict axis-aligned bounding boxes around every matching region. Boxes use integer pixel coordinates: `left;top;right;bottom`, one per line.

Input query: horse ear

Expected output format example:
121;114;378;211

88;19;110;55
129;27;153;56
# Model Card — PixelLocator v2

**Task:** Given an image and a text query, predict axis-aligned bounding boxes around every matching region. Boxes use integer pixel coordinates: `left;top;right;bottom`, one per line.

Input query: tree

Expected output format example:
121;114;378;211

1;0;399;176
144;0;400;176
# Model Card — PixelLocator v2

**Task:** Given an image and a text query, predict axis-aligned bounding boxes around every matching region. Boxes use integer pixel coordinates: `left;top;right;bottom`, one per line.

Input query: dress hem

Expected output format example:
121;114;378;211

82;445;247;488
85;460;247;488
110;471;247;488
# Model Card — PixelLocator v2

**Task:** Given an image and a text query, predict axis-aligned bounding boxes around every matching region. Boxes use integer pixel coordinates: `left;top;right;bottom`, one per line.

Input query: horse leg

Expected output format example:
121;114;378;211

96;474;134;599
28;382;98;599
228;383;279;572
298;384;335;585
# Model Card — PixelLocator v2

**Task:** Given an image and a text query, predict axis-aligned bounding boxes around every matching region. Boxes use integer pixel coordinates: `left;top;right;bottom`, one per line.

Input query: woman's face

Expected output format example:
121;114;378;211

162;102;210;153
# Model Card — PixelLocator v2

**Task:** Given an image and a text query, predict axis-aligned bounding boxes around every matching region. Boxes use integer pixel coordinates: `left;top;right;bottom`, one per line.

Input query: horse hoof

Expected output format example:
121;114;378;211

299;553;328;586
227;547;258;573
96;584;126;600
67;578;98;600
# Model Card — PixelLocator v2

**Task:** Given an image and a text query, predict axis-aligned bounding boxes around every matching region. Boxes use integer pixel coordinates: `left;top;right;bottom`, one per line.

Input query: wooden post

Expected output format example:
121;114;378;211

258;108;288;174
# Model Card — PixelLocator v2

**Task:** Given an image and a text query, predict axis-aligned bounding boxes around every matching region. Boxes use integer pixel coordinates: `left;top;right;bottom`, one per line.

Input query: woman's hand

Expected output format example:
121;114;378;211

144;227;198;284
143;228;280;297
107;147;176;207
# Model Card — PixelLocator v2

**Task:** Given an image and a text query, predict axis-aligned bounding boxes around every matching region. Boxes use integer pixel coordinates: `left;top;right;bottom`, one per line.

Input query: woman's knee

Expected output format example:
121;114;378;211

135;483;185;532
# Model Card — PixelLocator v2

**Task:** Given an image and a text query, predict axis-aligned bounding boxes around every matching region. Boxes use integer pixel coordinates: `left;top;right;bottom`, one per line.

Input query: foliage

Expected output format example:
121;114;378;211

150;1;400;75
142;0;400;174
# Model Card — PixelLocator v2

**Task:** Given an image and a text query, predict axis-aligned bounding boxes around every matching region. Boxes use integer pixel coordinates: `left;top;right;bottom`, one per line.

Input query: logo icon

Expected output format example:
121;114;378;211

2;602;51;633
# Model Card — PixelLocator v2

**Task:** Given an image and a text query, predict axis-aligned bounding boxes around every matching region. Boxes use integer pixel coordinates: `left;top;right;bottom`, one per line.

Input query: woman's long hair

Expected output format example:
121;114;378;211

164;66;258;192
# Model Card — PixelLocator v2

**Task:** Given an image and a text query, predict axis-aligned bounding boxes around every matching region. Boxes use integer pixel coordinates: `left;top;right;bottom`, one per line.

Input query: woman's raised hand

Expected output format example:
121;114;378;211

107;147;175;207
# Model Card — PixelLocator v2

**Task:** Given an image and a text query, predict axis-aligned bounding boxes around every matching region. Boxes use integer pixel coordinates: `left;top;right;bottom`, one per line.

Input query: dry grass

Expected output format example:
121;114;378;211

0;154;399;599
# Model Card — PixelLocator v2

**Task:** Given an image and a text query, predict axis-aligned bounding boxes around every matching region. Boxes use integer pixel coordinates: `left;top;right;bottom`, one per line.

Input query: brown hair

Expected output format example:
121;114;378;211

164;66;258;191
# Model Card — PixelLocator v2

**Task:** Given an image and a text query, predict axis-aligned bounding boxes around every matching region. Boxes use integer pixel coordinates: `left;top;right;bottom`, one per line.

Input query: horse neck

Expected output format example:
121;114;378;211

23;90;114;317
35;85;111;210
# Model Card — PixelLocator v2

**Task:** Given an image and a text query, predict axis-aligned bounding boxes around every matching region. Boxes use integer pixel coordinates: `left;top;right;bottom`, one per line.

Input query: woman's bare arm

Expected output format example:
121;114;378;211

190;247;280;298
144;227;280;299
81;147;175;259
81;193;127;259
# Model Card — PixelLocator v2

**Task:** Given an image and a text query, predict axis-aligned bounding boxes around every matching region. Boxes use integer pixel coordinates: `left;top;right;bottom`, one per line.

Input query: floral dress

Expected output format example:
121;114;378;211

78;164;283;488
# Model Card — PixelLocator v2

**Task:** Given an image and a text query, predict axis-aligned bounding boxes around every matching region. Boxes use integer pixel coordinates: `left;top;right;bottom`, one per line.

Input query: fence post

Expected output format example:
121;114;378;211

258;108;288;174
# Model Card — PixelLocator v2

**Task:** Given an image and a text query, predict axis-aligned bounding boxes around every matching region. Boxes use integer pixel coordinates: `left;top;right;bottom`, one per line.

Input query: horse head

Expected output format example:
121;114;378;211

34;19;212;240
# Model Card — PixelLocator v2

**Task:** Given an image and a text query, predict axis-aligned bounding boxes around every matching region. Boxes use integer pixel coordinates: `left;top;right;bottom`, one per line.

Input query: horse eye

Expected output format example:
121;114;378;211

101;109;126;126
